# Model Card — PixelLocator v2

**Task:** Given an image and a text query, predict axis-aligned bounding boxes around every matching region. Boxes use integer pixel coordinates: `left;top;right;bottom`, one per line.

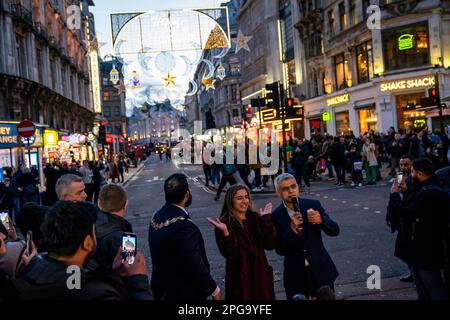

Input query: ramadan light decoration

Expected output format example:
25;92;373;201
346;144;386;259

111;8;231;115
202;77;216;90
110;64;120;84
216;64;226;81
233;30;252;53
162;73;177;87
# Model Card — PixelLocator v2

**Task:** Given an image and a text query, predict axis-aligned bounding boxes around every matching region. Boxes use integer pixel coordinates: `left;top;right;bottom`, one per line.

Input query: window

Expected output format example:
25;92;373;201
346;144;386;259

358;107;377;133
231;84;238;101
349;0;357;26
103;106;111;117
335;111;350;135
305;33;323;59
382;22;429;71
103;77;109;86
16;36;26;77
334;53;349;90
356;41;374;84
103;91;110;102
230;63;240;76
232;109;239;117
328;10;335;36
339;2;347;31
362;0;370;20
114;106;120;116
280;0;294;61
36;49;43;84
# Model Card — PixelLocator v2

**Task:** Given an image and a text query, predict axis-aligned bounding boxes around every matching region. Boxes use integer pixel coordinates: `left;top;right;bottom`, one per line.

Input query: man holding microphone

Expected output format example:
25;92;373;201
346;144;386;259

272;173;340;299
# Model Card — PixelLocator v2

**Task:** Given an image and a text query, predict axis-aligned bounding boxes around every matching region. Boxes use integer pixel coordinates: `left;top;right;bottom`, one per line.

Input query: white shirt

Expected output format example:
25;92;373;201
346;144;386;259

283;201;309;267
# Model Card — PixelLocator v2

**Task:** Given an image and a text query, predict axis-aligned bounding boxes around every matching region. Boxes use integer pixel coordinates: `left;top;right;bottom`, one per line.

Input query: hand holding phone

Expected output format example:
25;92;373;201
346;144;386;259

397;172;403;184
122;232;137;265
26;231;35;255
0;212;10;230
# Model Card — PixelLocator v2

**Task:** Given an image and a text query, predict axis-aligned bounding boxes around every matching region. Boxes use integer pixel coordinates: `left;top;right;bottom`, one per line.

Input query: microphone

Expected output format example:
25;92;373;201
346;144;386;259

291;197;300;213
317;286;336;300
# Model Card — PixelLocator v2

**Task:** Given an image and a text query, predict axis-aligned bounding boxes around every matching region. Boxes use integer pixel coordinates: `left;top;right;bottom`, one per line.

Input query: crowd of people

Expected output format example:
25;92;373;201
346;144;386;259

0;125;449;301
206;126;450;199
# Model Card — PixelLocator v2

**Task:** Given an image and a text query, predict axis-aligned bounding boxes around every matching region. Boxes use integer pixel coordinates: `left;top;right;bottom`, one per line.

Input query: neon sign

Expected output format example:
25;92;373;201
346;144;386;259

327;94;349;107
380;76;435;92
398;34;414;50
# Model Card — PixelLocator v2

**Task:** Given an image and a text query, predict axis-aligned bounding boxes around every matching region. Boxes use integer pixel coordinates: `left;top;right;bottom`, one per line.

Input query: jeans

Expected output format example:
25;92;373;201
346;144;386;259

326;160;334;178
203;165;212;186
216;175;237;198
333;164;345;183
211;167;220;185
294;164;310;187
412;267;448;300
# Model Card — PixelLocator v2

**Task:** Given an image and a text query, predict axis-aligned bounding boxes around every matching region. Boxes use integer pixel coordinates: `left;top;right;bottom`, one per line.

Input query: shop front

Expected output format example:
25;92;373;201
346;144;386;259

0;123;18;168
355;103;377;134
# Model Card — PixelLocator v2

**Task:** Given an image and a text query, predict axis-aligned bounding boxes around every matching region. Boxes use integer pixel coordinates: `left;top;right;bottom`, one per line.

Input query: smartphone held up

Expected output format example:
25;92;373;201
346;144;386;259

122;232;137;265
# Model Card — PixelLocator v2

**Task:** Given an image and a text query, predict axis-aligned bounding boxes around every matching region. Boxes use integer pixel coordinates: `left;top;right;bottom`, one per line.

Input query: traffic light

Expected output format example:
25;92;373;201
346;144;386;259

264;82;280;109
98;124;106;144
428;88;440;106
285;98;294;108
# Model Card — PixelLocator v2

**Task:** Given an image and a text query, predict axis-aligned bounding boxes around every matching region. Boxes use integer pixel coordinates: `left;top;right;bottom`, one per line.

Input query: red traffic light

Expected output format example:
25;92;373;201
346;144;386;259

430;89;437;96
286;98;294;107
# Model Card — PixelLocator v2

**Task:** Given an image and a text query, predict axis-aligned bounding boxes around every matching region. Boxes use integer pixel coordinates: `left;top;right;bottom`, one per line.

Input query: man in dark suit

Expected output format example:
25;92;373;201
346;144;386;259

148;173;220;300
272;173;339;299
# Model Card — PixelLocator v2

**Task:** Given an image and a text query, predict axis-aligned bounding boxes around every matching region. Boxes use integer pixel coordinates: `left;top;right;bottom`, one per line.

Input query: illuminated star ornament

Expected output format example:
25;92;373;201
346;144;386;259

162;73;177;87
202;77;216;90
233;30;252;54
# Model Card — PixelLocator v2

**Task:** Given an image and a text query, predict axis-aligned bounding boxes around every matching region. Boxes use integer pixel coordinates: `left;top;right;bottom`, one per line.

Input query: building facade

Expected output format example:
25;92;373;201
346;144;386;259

295;0;450;139
0;0;98;170
100;56;126;154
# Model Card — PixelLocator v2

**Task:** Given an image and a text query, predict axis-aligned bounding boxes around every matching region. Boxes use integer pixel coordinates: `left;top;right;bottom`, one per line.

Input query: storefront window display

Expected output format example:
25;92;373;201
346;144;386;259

382;22;429;71
335;111;350;135
396;93;427;131
358;107;377;133
309;118;328;136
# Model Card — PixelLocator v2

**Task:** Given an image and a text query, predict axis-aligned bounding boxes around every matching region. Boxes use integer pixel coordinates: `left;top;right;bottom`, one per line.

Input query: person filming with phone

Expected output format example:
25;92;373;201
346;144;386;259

386;154;415;283
14;201;151;300
272;173;339;300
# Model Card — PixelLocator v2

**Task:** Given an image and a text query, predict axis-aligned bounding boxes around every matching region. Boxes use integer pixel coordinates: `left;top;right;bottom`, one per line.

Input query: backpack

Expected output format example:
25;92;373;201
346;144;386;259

222;164;236;176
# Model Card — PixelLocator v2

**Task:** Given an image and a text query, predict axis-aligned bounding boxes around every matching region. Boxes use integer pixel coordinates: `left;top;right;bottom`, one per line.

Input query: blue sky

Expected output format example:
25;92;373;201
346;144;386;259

90;0;230;57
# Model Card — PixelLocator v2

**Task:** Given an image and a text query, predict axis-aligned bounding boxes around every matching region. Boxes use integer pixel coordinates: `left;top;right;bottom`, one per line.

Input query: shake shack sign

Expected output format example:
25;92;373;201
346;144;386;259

380;76;435;92
0;124;18;148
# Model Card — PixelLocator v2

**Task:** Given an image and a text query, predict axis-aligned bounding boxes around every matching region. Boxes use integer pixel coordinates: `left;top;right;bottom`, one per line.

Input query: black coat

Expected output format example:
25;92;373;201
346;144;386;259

148;203;217;300
94;211;133;268
272;198;339;299
390;176;449;270
13;254;151;300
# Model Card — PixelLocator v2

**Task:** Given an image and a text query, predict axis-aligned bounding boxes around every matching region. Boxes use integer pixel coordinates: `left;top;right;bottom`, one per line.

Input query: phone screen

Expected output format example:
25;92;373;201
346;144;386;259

397;173;403;184
0;212;9;230
122;233;137;265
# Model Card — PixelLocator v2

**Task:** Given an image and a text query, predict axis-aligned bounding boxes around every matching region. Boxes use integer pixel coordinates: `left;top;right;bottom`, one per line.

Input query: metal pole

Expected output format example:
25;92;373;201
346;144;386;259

27;137;32;168
280;82;288;173
435;73;445;134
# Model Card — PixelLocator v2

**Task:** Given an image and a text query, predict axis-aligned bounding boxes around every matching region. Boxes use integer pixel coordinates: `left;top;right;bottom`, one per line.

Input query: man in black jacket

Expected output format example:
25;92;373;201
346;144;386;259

149;173;220;300
272;173;339;299
391;158;448;300
14;201;151;300
94;184;133;268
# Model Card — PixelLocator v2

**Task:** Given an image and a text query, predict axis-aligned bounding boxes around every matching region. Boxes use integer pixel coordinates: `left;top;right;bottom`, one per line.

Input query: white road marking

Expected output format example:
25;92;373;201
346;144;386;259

353;204;359;206
363;207;369;210
323;196;329;199
375;211;381;214
342;201;347;204
332;199;337;201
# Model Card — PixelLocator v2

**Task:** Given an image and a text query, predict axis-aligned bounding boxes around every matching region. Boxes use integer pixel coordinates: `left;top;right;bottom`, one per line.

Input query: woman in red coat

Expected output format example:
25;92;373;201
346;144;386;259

207;184;277;300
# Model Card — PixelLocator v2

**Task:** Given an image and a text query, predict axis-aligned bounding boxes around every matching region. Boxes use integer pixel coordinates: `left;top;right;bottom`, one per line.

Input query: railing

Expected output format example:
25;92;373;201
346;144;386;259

34;22;48;40
10;2;33;27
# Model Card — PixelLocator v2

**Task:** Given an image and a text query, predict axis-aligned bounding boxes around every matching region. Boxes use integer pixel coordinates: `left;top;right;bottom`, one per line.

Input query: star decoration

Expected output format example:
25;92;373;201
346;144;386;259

233;30;252;54
162;73;177;87
202;77;216;90
114;80;126;95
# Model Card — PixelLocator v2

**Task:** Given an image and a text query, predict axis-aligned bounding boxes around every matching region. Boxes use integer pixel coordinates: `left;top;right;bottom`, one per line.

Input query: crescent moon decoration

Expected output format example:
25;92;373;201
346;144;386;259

190;42;203;66
200;59;215;79
185;80;198;96
212;46;230;60
138;47;153;73
180;55;193;77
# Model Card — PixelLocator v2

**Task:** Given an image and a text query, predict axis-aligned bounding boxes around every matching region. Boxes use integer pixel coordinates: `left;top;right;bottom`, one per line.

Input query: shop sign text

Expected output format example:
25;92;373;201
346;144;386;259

327;94;349;107
0;124;18;147
380;77;435;92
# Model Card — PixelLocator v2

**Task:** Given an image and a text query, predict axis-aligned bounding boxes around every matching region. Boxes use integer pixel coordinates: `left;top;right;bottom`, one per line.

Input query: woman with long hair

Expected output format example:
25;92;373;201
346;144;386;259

207;184;276;300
